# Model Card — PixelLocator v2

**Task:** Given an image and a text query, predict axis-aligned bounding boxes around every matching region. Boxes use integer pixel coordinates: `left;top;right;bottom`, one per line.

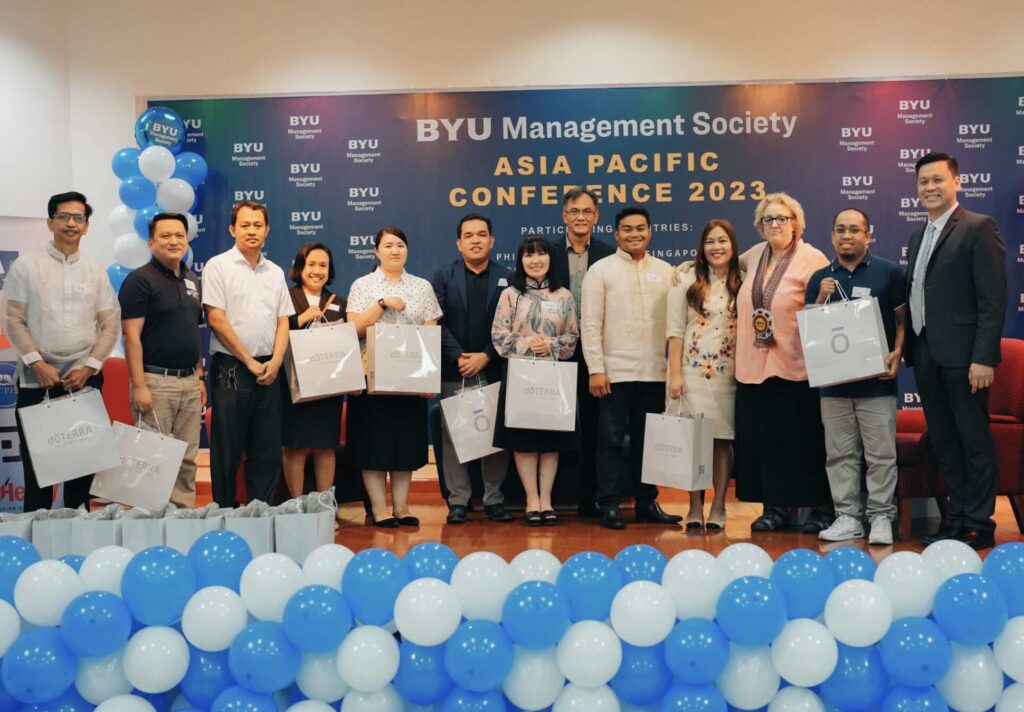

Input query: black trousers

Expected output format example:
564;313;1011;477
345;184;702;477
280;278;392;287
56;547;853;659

595;380;663;508
209;353;283;508
15;373;104;512
575;352;601;507
914;330;999;534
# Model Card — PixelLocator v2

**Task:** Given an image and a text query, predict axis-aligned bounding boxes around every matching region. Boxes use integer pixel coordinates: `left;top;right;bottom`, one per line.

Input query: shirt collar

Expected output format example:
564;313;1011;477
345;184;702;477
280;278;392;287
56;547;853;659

150;256;187;280
374;268;408;284
464;261;490;276
615;247;647;265
929;202;958;234
829;252;872;273
46;242;80;264
230;245;266;269
566;237;590;253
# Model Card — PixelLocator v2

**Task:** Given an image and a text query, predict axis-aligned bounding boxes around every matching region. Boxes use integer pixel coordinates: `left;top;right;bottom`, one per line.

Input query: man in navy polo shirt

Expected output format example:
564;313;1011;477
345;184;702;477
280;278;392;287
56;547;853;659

119;212;205;507
805;208;906;545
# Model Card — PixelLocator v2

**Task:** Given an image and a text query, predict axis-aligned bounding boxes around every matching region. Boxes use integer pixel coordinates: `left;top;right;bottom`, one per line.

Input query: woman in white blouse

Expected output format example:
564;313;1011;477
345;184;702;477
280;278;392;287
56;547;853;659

346;226;442;528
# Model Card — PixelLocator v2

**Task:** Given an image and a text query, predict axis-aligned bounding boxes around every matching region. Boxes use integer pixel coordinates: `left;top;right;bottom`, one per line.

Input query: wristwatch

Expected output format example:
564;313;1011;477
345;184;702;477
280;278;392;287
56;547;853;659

378;298;387;310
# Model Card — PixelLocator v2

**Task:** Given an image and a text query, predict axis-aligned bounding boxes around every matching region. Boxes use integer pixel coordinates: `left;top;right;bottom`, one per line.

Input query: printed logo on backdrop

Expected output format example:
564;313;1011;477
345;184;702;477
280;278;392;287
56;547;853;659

1018;194;1024;216
183;118;204;146
288;115;321;141
897;148;931;173
959;171;993;199
839;127;874;153
231;142;266;168
898;197;928;225
348;234;376;262
233;189;265;202
0;363;16;408
840;175;875;202
348;187;381;213
903;392;922;408
289;211;325;239
0;251;19;290
1017;146;1024;166
899;246;909;267
956;123;992;150
897;99;933;126
1017;97;1024;116
288;163;323;190
1019;293;1024;314
348;139;381;165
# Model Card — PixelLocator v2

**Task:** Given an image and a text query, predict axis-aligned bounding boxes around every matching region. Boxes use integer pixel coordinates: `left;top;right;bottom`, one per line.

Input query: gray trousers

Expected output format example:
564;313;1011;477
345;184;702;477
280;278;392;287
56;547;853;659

820;395;898;520
440;380;510;507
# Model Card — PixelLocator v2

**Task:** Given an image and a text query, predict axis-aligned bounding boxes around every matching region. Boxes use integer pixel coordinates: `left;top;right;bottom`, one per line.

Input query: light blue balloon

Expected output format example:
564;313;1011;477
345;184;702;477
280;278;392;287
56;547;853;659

57;555;85;573
825;546;877;583
119;176;157;210
615;544;668;584
0;628;78;705
442;686;505;711
769;548;835;619
404;542;460;582
981;541;1024;615
932;572;1008;645
341;548;408;625
443;620;514;693
210;685;277;712
880;684;950;712
715;576;787;647
173;152;209;188
500;580;570;649
0;536;41;603
660;682;727;712
555;551;623;622
187;530;252;591
393;641;454;705
106;263;133;295
819;643;889;712
282;585;352;652
111;147;142;179
59;590;132;657
228;622;300;695
135;106;186;154
610;642;672;706
121;546;197;625
664;618;730;684
23;684;92;711
181;647;234;709
133;204;161;239
879;617;951;687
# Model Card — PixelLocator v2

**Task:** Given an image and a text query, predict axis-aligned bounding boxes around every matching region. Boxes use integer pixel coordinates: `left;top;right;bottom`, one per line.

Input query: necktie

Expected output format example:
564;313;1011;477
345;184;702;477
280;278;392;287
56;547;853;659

910;223;937;334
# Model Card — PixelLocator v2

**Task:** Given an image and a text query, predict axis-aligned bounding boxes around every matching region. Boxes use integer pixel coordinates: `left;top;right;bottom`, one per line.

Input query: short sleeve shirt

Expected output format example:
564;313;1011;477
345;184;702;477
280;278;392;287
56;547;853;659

347;270;443;324
118;258;203;369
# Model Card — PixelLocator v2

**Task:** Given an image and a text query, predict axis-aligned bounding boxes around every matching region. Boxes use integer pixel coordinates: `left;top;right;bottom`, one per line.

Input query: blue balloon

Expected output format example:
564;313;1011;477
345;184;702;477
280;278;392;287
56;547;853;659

119;175;157;210
282;584;352;652
881;684;950;711
443;620;514;693
0;535;41;603
393;641;454;705
135;106;186;154
555;551;624;622
664;618;730;684
341;548;408;625
824;546;877;583
610;642;672;706
442;686;506;712
185;246;194;270
111;147;142;179
981;541;1024;616
819;643;889;712
501;581;571;649
932;572;1008;645
228;621;300;695
121;546;196;625
106;263;133;295
210;686;277;712
0;682;15;712
133;204;161;239
0;628;78;704
134;690;171;711
24;685;92;711
404;542;460;582
615;544;668;584
181;648;234;709
660;682;727;712
187;530;253;591
769;548;835;619
879;617;952;687
59;590;132;657
715;576;787;647
173;152;209;188
57;555;85;573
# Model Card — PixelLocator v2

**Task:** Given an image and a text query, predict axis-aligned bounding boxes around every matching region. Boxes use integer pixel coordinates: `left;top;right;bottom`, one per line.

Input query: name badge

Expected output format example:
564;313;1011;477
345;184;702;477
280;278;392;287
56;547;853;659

852;286;871;298
498;278;508;287
326;304;340;312
184;279;198;292
645;273;663;283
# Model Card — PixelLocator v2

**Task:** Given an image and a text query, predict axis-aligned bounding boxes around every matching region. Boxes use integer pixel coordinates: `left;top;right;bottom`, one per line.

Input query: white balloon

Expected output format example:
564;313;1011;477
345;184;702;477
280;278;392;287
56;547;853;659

303;544;354;590
994;617;1024;683
768;686;826;712
138;145;176;183
185;212;200;241
108;204;136;237
553;683;620;712
770;619;838;688
181;585;248;651
13;559;82;626
449;551;515;622
717;543;774;581
122;626;190;693
922;539;983;582
0;599;21;657
156;178;196;214
661;549;728;620
112;233;152;269
937;642;1004;712
240;553;305;622
609;581;675;646
80;545;134;595
873;551;940;618
339;684;403;712
95;695;157;712
287;702;335;712
76;649;133;704
336;625;400;693
503;646;565;711
556;620;622;687
393;577;461;646
510;549;562;584
998;683;1024;712
823;579;893;646
297;650;350;702
716;644;780;711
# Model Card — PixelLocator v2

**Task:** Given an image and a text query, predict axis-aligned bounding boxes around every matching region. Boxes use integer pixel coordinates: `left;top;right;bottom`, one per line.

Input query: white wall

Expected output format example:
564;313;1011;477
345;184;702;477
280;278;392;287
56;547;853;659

3;0;1024;264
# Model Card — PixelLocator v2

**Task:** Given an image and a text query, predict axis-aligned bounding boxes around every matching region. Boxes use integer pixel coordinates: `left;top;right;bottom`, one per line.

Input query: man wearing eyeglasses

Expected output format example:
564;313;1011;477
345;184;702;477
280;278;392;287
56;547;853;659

3;191;121;511
804;208;906;545
548;187;614;517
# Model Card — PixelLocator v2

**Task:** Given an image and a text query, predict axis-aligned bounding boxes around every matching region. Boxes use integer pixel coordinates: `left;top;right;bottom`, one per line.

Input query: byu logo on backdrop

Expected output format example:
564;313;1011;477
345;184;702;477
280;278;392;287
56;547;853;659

0;362;17;408
0;251;18;290
898;99;930;111
289;115;320;127
840;127;872;138
233;190;265;202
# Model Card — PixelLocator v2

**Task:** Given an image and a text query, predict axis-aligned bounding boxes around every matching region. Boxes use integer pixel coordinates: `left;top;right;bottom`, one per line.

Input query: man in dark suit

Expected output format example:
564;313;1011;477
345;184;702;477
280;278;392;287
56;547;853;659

548;188;615;516
432;214;513;523
905;152;1006;550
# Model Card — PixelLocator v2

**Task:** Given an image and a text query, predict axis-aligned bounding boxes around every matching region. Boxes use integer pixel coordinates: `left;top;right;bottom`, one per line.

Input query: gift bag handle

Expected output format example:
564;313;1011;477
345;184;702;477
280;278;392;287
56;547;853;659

458;374;484;394
42;384;94;407
824;281;852;304
664;396;703;419
136;409;165;436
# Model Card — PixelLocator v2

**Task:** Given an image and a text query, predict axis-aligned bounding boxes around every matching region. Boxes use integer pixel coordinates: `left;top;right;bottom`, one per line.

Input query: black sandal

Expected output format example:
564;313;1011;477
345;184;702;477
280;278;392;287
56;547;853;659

525;511;543;527
751;510;788;532
541;510;558;526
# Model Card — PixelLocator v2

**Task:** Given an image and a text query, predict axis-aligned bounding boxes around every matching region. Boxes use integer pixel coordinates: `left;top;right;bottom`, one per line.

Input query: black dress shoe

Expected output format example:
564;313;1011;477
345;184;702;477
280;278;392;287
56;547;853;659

958;529;996;551
446;505;468;524
577;501;601;518
635;501;683;524
394;514;420;526
921;524;964;546
483;504;513;522
601;508;626;530
371;515;398;529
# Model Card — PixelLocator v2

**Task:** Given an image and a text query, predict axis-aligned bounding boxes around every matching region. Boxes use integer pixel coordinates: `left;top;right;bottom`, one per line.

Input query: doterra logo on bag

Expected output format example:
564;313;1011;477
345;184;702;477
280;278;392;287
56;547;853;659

523;386;559;398
123;456;161;478
654;442;684;456
310;352;345;364
472;407;491;433
47;425;94;446
390;350;422;361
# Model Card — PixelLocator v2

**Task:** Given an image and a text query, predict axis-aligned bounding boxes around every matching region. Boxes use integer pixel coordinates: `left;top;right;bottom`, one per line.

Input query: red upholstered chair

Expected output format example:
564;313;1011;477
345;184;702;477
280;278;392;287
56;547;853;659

100;357;134;425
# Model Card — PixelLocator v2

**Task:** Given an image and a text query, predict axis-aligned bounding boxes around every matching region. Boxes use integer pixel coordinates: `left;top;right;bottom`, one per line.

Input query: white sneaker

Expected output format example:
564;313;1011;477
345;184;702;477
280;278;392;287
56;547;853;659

868;516;893;546
818;513;865;541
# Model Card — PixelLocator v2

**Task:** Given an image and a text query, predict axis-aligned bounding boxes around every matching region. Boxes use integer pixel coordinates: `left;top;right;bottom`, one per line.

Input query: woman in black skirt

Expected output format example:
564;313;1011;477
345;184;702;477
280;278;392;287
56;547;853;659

281;242;347;497
346;227;442;527
491;235;579;526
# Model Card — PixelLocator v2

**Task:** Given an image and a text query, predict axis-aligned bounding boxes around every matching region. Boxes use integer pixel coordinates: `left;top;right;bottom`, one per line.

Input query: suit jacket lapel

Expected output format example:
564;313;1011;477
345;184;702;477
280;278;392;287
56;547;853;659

453;262;468;315
925;206;962;277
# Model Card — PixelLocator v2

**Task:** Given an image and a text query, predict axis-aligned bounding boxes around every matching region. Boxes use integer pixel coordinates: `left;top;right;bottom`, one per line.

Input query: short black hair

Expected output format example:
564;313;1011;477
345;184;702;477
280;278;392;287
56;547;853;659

915;152;959;177
614;205;650;230
375;225;408;248
456;214;492;240
148;212;188;238
47;191;92;220
510;234;564;293
289;242;335;286
831;208;871;230
563;187;600;207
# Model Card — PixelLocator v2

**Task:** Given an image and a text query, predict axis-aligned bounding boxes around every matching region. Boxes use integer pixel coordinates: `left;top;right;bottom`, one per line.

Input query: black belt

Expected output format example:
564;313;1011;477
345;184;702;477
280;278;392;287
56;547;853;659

143;365;196;378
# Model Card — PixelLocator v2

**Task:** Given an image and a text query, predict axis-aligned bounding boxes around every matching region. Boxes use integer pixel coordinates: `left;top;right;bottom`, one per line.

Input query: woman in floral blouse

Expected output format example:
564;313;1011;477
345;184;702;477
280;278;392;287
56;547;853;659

667;219;742;532
491;235;579;526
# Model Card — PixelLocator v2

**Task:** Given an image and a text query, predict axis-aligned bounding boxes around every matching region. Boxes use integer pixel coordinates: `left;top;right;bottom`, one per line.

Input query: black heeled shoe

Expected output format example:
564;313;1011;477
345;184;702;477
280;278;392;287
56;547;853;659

370;514;398;528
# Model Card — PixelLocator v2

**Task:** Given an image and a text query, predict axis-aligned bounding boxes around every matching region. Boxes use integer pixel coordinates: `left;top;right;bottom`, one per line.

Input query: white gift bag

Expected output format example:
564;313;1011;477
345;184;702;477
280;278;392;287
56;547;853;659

89;412;188;510
30;509;78;558
798;287;889;388
224;501;275;557
365;319;441;395
0;513;35;542
504;356;578;432
18;388;121;487
70;504;123;556
287;320;365;403
121;518;166;554
439;380;502;464
641;402;715;491
165;506;224;555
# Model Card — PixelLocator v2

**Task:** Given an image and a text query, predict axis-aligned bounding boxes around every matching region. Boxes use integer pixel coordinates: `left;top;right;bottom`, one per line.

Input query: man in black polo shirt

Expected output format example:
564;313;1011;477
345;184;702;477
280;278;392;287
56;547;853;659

805;208;906;545
119;212;205;507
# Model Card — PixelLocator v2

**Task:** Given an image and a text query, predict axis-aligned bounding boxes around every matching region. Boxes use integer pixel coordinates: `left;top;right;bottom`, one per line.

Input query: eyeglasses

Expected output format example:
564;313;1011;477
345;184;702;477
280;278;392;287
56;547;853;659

565;208;596;218
53;212;88;224
760;216;793;227
833;226;867;236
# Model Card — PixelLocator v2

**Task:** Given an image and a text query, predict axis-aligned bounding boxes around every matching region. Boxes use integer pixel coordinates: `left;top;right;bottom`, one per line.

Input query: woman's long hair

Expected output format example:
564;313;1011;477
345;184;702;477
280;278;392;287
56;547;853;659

686;219;742;317
510;234;563;293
